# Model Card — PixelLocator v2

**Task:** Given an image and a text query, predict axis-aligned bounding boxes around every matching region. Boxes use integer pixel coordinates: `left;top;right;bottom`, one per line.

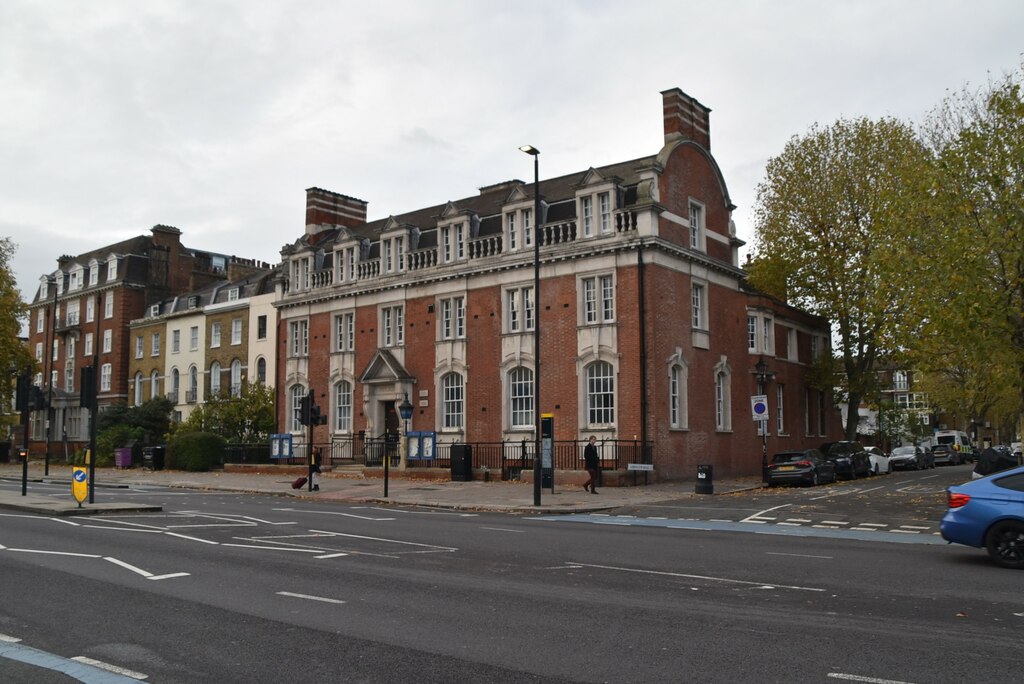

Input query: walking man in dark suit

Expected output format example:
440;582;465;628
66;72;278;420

583;436;600;494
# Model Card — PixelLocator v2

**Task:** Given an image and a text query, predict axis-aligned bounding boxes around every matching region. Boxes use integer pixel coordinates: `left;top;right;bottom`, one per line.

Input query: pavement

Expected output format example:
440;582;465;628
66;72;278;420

0;460;763;516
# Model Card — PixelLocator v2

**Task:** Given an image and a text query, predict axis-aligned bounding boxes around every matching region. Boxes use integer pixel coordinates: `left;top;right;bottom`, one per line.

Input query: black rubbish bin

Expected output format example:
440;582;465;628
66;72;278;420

143;446;166;471
0;442;10;463
451;444;473;482
695;464;713;494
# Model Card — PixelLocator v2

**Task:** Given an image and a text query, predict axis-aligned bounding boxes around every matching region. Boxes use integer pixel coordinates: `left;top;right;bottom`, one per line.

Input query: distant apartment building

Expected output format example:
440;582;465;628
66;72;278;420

128;269;279;423
26;225;270;454
275;87;839;480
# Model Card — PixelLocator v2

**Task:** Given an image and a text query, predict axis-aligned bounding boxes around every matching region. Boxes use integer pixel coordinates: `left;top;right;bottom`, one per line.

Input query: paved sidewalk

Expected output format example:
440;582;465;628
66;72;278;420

0;461;763;516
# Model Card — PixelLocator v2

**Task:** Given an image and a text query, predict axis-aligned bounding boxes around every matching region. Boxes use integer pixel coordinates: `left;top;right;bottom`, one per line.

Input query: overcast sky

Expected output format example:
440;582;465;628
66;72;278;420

2;0;1022;302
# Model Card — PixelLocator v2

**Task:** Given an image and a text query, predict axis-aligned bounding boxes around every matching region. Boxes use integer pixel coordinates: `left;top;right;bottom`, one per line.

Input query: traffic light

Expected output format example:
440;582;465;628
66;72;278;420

15;372;31;413
28;385;46;411
310;403;321;425
80;365;96;410
299;393;312;426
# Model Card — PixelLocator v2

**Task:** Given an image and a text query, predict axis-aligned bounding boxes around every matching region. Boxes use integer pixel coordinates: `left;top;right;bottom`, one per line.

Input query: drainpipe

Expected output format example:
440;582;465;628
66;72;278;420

638;248;648;461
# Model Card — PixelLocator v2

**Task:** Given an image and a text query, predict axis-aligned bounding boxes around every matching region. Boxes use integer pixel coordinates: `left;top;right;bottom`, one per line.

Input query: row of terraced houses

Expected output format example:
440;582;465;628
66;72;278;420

24;87;841;481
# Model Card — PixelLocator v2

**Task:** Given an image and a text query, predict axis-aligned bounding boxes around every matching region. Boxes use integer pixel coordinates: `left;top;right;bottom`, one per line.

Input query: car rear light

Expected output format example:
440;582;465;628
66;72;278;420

948;492;971;508
796;461;812;467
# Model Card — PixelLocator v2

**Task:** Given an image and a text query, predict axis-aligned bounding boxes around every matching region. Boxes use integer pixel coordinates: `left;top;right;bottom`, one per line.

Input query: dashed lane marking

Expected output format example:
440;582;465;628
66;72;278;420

276;591;346;605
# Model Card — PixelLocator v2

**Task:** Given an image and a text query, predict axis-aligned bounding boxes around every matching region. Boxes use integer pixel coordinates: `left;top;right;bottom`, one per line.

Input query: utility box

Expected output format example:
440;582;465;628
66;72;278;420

695;464;713;494
451;444;473;482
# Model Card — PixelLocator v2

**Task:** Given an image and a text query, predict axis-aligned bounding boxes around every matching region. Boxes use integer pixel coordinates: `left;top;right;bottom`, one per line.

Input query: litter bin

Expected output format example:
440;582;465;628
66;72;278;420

0;442;9;463
143;446;166;471
451;444;472;482
695;464;713;494
115;447;133;468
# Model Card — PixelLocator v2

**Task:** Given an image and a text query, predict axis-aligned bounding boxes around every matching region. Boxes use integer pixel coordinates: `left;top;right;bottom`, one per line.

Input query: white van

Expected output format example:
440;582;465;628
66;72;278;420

934;430;973;463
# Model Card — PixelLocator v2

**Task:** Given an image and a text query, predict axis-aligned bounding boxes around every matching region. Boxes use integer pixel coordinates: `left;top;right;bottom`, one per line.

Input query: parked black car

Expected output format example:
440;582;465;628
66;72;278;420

767;449;836;487
819;441;871;480
889;445;935;470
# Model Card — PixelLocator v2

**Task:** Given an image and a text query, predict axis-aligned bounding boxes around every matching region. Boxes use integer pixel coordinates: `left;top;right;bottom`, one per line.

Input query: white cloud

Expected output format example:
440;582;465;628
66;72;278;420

2;0;1022;300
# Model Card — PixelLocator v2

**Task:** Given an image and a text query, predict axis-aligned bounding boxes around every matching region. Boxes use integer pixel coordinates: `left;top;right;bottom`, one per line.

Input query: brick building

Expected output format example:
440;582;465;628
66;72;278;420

26;225;269;455
277;87;840;480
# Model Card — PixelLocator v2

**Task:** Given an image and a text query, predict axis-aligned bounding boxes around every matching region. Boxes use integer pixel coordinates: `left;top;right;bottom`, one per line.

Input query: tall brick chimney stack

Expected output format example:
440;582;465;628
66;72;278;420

661;88;711;150
305;187;368;237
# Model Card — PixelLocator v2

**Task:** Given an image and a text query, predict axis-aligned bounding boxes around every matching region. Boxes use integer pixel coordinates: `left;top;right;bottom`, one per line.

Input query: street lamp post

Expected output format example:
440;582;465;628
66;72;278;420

520;144;542;507
755;357;772;483
388;394;412;499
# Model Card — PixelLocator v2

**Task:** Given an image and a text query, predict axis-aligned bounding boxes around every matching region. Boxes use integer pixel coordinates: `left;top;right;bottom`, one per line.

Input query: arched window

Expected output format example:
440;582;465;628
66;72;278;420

150;370;159;400
669;363;688;429
586;361;615;426
134;372;143;406
442;372;464;429
256;357;267;384
209;361;221;396
508;367;534;429
188;365;198;403
290;384;307;432
335;380;352;432
715;365;732;431
170;368;180;403
230;359;242;397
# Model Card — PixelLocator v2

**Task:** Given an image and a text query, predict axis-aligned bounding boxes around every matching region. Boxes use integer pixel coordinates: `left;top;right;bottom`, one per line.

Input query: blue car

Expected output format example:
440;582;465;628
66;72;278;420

940;465;1024;569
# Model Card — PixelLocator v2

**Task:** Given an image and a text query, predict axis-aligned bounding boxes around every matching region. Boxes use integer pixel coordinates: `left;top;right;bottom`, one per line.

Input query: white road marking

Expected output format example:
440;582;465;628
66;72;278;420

785;518;813;523
860;523;888;528
81;526;162;534
163;532;219;544
273;507;395;521
8;549;101;558
767;552;833;559
0;633;22;643
236;515;296;525
0;513;79;525
315;552;350;559
899;525;931;530
822;520;850;526
740;504;791;523
567;561;825;592
777;522;803;526
276;591;346;604
480;527;524;533
857;486;885;494
309;529;457;551
71;656;149;680
828;673;917;684
221;543;323;553
103;557;189;581
851;527;878;531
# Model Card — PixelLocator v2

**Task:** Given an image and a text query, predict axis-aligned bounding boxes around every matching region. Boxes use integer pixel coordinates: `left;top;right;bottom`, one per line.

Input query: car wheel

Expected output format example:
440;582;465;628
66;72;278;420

985;521;1024;569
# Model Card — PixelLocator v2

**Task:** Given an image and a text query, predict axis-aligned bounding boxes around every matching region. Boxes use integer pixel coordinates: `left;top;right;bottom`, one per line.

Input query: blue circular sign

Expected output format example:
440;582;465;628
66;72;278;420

73;470;88;483
753;401;768;415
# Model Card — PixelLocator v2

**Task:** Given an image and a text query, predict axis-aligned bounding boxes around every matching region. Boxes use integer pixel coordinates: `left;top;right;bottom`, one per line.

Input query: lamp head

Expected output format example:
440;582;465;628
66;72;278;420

519;145;540;156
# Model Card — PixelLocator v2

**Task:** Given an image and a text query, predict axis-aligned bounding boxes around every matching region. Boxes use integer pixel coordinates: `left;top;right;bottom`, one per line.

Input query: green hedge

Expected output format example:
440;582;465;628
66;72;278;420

166;431;226;472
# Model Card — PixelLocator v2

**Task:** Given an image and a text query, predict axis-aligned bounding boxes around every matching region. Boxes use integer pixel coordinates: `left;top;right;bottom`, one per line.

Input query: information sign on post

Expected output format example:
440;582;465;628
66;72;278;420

750;395;769;422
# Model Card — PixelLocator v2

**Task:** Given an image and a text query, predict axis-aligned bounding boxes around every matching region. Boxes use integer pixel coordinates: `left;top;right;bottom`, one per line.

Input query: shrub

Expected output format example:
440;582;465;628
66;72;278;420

166;431;226;472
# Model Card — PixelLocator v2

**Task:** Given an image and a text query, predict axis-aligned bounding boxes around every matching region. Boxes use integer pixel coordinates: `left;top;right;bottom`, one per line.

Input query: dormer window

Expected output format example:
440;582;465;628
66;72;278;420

150;304;160;317
227;288;239;302
576;179;616;239
504;208;534;252
440;223;466;264
381;236;405;273
89;260;100;286
337;246;357;282
69;268;83;291
187;296;198;309
107;257;118;281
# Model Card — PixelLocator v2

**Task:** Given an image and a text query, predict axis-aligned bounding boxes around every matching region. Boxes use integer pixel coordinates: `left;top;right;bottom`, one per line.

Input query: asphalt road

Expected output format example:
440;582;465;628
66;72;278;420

1;468;1020;683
